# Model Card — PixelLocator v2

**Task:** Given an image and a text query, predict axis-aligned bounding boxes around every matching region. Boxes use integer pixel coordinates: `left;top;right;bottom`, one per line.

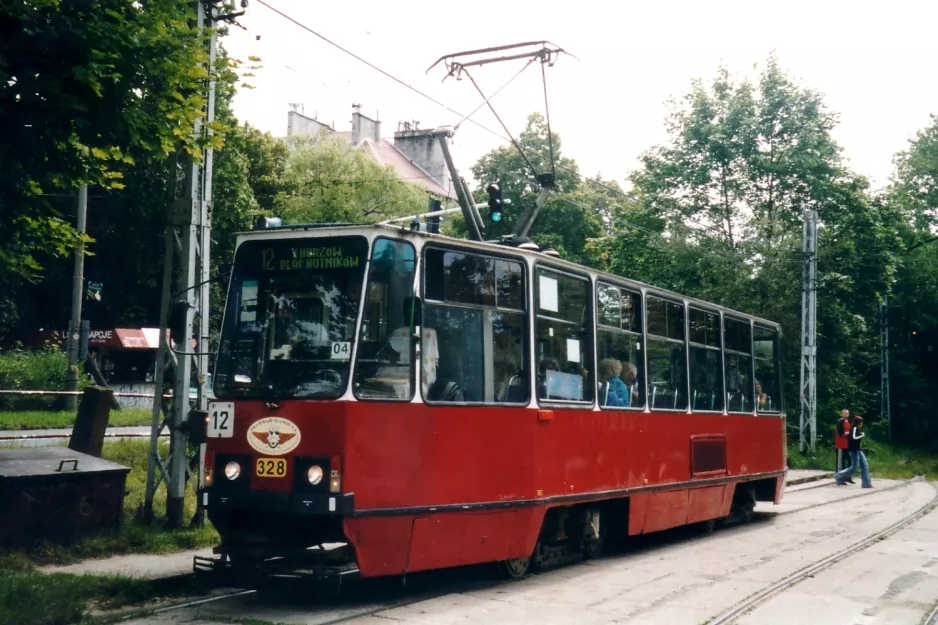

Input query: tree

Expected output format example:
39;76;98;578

633;56;844;249
0;0;222;330
630;55;898;431
276;134;428;224
467;113;603;264
881;112;938;443
889;113;938;232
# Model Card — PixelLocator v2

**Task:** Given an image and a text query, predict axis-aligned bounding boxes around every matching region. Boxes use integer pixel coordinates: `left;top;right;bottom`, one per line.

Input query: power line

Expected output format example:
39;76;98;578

251;2;840;252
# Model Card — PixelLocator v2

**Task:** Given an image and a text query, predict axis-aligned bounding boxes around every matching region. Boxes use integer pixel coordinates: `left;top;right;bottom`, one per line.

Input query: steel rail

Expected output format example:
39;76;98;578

0;431;166;441
708;477;938;625
111;479;916;624
923;600;938;625
775;476;918;515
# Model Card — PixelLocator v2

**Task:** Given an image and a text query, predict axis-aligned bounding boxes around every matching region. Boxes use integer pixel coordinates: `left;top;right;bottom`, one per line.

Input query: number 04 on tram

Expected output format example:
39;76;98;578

202;223;786;578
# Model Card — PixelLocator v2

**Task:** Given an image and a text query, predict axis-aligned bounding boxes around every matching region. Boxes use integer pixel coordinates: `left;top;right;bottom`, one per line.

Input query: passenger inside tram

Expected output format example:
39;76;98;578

598;358;632;407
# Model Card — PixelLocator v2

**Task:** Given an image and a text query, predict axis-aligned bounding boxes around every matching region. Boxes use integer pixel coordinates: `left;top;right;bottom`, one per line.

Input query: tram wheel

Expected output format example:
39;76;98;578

584;537;604;559
698;518;718;535
733;485;757;523
498;555;532;580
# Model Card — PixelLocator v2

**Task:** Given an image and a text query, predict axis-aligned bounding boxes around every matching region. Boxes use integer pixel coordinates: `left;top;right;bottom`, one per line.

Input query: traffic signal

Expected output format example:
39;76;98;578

427;198;442;234
487;183;503;223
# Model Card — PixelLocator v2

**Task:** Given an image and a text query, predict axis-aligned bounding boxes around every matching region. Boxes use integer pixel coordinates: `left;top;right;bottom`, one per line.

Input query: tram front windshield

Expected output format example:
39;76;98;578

214;236;368;400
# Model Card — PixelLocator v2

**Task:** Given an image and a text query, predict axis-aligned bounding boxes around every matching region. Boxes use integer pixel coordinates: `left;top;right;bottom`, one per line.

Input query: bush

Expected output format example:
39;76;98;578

0;345;80;410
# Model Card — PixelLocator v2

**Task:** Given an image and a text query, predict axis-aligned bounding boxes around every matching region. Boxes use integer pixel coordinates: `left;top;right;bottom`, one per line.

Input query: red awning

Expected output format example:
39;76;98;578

115;328;149;349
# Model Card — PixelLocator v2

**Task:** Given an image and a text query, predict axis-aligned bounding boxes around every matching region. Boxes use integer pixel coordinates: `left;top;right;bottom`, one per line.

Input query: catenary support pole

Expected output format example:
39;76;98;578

65;184;88;411
144;0;217;528
799;209;818;453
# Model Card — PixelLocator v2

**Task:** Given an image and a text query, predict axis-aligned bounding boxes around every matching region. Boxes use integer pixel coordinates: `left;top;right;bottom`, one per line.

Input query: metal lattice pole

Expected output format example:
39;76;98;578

880;300;891;441
799;209;818;453
144;0;216;528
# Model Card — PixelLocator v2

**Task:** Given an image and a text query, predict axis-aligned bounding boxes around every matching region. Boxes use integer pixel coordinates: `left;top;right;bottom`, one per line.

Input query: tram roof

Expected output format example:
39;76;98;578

235;223;781;330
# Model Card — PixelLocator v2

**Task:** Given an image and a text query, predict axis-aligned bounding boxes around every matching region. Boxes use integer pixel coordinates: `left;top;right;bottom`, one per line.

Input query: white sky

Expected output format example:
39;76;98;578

225;0;938;192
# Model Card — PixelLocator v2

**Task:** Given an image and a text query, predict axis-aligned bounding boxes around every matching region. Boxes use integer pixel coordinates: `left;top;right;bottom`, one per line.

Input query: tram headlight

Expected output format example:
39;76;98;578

224;461;241;480
307;464;324;485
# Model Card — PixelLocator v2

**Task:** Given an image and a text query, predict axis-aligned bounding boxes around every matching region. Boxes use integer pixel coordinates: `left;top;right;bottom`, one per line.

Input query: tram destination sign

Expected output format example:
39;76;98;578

257;239;365;273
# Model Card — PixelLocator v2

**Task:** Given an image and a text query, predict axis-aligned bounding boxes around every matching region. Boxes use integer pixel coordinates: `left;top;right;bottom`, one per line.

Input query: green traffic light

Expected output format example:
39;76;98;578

492;212;502;223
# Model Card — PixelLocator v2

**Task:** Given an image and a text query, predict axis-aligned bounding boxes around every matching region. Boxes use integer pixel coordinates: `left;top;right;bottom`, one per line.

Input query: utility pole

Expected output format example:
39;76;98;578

880;300;891;441
144;0;218;528
799;209;818;453
65;184;88;411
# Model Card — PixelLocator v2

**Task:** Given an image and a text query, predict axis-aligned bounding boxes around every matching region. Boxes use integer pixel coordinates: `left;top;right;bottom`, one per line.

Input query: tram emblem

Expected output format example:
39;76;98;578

246;417;301;455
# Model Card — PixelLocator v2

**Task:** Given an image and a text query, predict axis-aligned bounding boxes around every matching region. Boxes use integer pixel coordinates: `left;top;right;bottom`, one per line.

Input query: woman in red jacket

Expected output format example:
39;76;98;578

835;409;853;482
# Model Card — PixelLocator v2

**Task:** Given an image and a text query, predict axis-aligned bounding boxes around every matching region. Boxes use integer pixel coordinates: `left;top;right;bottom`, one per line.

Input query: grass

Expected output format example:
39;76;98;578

788;438;938;481
0;571;208;625
0;409;153;430
0;439;220;625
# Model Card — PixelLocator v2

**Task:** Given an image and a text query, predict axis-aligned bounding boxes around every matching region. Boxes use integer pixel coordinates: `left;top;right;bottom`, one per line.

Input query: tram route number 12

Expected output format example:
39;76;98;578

207;402;234;438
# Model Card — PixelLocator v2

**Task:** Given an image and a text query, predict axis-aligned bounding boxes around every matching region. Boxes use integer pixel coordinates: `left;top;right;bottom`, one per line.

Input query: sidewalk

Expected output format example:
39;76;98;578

786;469;834;486
37;470;828;581
39;548;214;580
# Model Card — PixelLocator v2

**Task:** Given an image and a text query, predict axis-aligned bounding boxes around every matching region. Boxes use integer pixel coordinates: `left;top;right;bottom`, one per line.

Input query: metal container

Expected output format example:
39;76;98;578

0;447;130;547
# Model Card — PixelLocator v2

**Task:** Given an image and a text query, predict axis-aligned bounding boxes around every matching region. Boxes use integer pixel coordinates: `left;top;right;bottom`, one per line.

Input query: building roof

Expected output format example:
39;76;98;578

286;111;458;201
359;138;455;199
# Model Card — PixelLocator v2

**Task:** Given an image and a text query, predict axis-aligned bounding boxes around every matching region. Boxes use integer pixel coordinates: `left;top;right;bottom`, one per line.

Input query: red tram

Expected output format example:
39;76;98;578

202;223;786;579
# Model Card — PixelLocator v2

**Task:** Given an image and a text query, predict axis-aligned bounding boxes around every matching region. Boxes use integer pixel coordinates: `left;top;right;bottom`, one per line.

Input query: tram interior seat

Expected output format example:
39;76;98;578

651;384;680;409
505;374;527;403
693;389;717;411
727;391;750;413
427;379;466;402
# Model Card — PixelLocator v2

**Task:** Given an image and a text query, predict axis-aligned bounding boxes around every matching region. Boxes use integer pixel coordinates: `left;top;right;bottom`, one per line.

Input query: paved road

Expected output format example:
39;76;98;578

122;478;938;625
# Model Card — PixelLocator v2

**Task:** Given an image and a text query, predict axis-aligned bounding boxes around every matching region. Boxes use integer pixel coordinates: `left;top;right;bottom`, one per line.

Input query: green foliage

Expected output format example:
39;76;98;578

275;134;428;224
0;570;206;625
628;55;902;427
786;440;938;481
0;409;151;430
0;346;84;410
467;113;602;264
889;113;938;231
0;0;221;285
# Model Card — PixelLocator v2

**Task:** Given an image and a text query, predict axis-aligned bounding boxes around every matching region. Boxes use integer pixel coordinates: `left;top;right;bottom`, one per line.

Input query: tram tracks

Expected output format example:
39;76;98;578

774;475;921;516
706;477;938;625
118;477;929;625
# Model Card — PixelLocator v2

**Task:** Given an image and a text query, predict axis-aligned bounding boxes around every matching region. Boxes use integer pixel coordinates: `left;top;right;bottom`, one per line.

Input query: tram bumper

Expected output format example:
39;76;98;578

206;489;355;516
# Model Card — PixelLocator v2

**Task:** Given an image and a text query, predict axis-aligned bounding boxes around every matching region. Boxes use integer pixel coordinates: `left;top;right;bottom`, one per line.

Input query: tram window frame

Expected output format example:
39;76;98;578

534;264;595;407
645;294;689;412
753;324;783;415
688;306;724;414
595;281;645;410
420;245;529;406
724;315;755;415
352;237;418;403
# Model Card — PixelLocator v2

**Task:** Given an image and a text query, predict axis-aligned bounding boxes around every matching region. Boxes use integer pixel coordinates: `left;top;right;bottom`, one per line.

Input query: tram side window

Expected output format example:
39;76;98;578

422;249;527;403
646;296;687;411
535;268;594;403
353;239;416;400
596;283;644;409
689;308;724;412
724;317;754;413
754;325;781;413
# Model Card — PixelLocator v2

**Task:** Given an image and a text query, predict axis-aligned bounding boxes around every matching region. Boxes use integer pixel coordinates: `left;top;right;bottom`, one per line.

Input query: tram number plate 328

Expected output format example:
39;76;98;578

255;457;287;478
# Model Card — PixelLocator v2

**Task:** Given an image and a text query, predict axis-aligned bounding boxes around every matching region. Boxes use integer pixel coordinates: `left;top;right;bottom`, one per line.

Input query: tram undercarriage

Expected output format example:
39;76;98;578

197;478;773;585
